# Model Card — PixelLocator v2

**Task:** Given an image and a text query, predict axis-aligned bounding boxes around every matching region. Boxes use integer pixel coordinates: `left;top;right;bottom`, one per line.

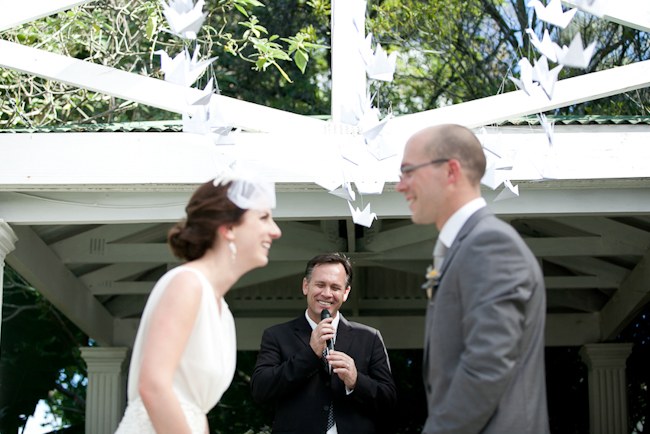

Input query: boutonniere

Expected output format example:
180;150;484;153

422;264;441;300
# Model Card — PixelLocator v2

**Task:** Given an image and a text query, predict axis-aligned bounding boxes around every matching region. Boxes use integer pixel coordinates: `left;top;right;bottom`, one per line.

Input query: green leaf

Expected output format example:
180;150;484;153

273;62;293;83
145;15;157;40
294;49;308;73
255;58;267;70
234;0;265;7
234;4;249;17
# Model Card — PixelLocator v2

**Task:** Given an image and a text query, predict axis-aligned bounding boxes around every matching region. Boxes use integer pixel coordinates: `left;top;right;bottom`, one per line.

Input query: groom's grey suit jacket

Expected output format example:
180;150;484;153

422;207;550;434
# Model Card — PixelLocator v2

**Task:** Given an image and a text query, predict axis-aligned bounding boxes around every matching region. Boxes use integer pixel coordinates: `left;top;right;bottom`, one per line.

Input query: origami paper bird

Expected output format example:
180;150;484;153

481;161;513;191
528;0;578;29
189;77;214;106
537;113;555;146
356;105;383;139
156;46;216;87
161;0;207;40
508;57;540;96
366;134;397;161
526;28;560;62
347;202;377;227
360;34;398;81
555;32;597;69
357;105;395;160
494;179;520;201
329;182;356;201
183;94;234;144
532;56;563;99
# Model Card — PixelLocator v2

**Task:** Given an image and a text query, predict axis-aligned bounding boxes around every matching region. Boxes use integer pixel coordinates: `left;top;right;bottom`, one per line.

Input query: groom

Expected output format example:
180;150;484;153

396;124;550;434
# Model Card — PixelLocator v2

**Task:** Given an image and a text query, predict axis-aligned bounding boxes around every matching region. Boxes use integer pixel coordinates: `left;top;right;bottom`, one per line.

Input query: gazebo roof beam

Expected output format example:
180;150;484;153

562;0;650;33
384;60;650;141
7;225;114;345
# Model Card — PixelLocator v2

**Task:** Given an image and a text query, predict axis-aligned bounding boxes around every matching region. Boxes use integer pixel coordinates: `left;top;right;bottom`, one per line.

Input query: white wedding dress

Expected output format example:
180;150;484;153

115;266;236;433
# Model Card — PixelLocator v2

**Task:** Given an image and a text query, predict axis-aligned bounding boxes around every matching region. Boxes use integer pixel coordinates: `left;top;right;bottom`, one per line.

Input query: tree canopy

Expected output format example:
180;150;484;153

367;0;649;116
0;0;329;127
1;0;648;129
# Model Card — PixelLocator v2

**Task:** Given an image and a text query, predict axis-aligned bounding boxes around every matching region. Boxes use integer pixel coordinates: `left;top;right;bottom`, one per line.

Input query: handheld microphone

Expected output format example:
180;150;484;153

320;309;334;353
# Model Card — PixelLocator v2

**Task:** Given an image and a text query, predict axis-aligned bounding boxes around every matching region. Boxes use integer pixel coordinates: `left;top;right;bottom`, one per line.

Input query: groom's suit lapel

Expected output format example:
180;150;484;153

424;207;492;381
438;207;492;277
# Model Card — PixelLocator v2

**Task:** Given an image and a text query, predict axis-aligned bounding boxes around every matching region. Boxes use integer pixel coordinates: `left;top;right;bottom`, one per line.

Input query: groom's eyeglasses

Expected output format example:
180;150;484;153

399;158;450;181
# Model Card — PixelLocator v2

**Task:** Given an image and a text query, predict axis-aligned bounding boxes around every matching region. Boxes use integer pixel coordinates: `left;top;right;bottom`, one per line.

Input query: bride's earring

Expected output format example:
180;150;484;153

228;241;237;263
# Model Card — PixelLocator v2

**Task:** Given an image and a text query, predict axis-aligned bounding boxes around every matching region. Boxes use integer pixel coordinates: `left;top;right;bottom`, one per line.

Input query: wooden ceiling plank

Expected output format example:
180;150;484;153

52;223;161;247
56;243;176;264
52;224;169;262
599;248;650;340
364;223;437;253
91;281;154;296
545;256;629;282
56;223;347;264
545;313;601;346
545;275;619;289
358;260;429;275
80;263;159;287
547;292;607;313
552;216;650;248
234;261;304;288
6;225;114;345
276;221;346;252
525;236;646;256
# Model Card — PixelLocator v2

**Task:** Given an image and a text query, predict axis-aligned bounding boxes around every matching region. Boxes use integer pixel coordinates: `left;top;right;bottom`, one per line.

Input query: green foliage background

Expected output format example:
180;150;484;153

366;0;649;116
0;267;88;434
1;0;648;129
0;0;330;127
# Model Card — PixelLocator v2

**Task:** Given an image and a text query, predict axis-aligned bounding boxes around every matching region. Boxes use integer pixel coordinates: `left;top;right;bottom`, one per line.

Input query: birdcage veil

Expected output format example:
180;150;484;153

213;167;276;210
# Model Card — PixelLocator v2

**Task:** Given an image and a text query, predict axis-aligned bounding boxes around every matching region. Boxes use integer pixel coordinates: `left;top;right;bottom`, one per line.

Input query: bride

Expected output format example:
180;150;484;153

115;173;281;434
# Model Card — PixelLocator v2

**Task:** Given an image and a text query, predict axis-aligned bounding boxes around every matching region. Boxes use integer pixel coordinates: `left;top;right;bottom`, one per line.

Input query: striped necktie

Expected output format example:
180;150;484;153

434;238;447;271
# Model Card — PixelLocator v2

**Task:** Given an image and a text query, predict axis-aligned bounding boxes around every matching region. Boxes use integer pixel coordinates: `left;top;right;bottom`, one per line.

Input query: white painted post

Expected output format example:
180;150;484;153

330;0;367;125
579;343;633;434
80;347;129;434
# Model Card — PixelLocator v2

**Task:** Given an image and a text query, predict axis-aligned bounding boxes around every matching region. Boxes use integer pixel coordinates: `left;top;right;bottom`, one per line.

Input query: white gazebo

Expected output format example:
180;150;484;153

1;1;650;433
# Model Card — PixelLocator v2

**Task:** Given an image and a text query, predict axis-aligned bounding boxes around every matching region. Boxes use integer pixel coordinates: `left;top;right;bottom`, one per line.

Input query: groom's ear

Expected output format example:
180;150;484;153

446;159;463;184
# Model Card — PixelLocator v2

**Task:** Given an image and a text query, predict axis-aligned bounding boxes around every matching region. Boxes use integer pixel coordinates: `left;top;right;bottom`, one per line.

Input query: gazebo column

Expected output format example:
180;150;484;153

81;346;129;434
0;220;18;350
579;343;633;434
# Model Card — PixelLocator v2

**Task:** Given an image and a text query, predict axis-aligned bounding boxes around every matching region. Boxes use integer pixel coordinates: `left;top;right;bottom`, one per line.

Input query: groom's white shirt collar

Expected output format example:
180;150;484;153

437;197;487;250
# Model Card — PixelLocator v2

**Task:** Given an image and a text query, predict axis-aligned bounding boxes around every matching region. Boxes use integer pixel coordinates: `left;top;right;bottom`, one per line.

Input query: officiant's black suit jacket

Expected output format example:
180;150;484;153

251;314;397;434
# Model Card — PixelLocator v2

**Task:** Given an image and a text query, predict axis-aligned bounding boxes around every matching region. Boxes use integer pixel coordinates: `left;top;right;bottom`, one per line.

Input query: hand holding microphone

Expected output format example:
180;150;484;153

321;309;334;354
320;309;357;388
320;309;334;374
